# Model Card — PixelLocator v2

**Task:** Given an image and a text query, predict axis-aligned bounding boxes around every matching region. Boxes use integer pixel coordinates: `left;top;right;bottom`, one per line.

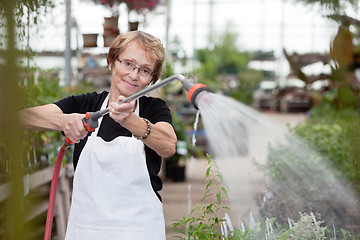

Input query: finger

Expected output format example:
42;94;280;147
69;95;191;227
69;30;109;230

66;132;79;144
64;125;78;143
117;95;126;102
115;101;135;111
108;103;119;115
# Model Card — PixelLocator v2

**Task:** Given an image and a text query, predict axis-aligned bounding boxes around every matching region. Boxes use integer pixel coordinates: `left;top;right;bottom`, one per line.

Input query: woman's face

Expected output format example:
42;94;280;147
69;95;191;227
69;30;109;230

110;41;155;98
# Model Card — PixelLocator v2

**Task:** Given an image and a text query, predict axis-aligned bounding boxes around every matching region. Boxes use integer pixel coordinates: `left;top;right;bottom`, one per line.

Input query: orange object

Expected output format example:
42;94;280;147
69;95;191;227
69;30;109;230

188;83;208;102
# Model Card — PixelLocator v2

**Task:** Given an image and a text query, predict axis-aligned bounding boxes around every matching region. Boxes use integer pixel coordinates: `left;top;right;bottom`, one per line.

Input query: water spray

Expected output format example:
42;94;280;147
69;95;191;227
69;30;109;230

44;74;213;240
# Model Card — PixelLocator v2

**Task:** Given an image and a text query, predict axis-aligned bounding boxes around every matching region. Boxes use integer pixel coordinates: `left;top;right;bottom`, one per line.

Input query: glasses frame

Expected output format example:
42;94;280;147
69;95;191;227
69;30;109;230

117;59;154;79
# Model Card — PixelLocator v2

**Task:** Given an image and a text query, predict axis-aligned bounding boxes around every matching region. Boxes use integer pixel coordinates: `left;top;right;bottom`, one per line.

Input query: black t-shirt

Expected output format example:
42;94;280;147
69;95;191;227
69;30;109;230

54;91;173;200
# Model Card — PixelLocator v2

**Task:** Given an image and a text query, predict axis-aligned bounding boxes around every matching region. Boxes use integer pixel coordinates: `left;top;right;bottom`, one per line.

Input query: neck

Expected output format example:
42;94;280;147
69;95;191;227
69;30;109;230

109;85;121;104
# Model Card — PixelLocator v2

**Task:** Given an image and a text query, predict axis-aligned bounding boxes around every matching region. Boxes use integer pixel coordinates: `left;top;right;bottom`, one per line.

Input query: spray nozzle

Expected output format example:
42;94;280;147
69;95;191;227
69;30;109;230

186;83;214;109
175;74;214;109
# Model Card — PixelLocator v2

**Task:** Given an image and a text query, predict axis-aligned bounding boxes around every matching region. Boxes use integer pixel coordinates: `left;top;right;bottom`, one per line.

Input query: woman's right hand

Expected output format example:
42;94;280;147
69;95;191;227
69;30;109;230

63;113;87;143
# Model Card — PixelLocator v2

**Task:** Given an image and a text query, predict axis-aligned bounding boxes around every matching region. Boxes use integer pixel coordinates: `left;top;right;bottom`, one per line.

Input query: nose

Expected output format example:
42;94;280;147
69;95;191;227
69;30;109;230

130;65;141;73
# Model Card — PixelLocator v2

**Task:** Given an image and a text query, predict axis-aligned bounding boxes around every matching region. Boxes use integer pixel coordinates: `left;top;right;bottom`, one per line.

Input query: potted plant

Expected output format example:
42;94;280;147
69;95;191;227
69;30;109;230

92;0;161;44
123;0;161;31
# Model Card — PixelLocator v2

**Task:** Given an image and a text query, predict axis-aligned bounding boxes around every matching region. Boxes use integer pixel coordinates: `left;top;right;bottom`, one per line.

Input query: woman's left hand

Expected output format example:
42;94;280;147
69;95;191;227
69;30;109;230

108;96;136;124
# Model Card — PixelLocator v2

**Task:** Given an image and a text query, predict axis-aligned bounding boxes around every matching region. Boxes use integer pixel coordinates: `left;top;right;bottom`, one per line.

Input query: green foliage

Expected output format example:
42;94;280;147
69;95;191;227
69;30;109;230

193;24;251;92
257;135;349;229
257;103;360;235
162;61;175;80
172;155;230;239
292;121;353;180
0;67;94;179
230;69;262;105
213;28;249;75
296;104;360;183
288;212;326;240
170;156;359;239
194;49;219;91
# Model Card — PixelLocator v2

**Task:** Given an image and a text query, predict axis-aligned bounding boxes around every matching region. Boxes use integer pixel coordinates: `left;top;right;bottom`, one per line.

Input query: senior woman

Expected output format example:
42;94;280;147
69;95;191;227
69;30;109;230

19;31;177;240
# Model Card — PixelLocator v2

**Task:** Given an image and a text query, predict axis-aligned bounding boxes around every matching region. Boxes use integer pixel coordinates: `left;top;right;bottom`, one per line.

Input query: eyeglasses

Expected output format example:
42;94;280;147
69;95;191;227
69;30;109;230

117;59;154;78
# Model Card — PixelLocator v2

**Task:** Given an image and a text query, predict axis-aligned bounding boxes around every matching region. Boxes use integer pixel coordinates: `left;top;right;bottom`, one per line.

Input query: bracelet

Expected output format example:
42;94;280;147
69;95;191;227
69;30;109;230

134;118;152;140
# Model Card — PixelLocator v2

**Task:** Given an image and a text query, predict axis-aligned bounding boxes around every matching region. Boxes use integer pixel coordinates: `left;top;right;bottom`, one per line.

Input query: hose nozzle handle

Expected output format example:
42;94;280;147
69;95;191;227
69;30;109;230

82;112;102;132
64;111;103;146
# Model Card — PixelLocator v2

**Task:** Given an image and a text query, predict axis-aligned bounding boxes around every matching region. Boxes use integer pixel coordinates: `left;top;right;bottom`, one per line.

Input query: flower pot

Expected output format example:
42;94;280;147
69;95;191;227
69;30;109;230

103;27;119;36
104;16;119;33
82;33;98;48
172;165;186;182
128;21;139;31
103;34;117;47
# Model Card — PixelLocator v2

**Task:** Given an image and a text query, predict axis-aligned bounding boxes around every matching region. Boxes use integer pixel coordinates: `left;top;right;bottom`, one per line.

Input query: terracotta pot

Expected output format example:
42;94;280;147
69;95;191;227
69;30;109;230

104;16;119;32
103;34;117;47
103;28;119;36
128;21;139;31
82;33;98;48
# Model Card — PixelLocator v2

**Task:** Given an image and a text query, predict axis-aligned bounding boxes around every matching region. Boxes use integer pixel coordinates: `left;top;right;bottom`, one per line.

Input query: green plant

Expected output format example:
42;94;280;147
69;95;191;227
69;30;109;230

193;23;251;93
255;105;360;236
292;121;353;180
296;104;360;188
172;155;230;239
288;212;326;240
0;67;94;178
171;155;359;239
229;69;262;105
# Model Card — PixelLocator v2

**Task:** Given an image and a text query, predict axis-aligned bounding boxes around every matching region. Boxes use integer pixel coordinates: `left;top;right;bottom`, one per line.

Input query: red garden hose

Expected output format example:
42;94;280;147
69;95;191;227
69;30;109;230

44;138;72;240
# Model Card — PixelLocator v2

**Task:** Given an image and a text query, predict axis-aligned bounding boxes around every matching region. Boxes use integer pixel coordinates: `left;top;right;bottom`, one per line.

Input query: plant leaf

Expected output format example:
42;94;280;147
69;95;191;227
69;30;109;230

206;166;210;178
216;192;221;204
206;179;213;191
221;187;228;198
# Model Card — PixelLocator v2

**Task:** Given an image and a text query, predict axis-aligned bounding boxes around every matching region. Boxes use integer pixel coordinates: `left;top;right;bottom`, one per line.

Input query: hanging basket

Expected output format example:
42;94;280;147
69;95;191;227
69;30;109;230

82;33;98;48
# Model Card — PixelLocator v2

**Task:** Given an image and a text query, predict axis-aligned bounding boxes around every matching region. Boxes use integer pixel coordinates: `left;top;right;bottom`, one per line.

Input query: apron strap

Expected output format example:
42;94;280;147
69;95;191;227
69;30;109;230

92;93;109;136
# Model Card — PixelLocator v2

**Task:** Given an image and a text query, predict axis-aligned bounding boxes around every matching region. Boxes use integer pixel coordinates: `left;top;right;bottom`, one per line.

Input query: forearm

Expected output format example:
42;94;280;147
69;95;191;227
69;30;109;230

18;104;64;131
122;113;177;158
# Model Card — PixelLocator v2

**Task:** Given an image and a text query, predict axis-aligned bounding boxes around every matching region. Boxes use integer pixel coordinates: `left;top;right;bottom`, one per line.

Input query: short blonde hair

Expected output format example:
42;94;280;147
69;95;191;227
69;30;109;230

107;31;165;84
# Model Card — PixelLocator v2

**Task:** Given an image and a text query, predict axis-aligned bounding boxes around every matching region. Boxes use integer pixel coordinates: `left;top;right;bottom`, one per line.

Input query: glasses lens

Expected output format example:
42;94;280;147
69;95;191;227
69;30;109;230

139;68;152;77
123;60;134;70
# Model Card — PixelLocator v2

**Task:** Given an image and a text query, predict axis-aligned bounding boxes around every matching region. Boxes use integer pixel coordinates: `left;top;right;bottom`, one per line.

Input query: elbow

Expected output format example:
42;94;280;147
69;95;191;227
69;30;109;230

160;138;177;158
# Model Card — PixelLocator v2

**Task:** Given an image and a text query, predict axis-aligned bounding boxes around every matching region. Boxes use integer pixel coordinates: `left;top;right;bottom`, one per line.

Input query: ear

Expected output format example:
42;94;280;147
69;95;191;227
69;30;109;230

109;65;112;71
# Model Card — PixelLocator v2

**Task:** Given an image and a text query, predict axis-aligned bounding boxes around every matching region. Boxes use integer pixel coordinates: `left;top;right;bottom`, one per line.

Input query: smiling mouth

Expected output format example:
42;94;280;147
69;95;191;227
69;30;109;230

123;80;138;88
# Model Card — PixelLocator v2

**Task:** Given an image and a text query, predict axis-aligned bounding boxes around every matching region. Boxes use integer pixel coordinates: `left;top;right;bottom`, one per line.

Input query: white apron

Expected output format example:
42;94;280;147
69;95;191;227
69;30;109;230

65;94;165;240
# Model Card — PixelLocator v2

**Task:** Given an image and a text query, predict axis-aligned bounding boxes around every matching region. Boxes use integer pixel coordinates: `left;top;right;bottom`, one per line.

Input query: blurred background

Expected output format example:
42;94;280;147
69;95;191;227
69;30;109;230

1;0;360;239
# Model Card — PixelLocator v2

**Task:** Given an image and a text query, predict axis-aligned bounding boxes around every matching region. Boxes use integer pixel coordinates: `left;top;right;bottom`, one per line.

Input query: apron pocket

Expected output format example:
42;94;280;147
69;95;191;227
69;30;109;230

75;224;144;240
